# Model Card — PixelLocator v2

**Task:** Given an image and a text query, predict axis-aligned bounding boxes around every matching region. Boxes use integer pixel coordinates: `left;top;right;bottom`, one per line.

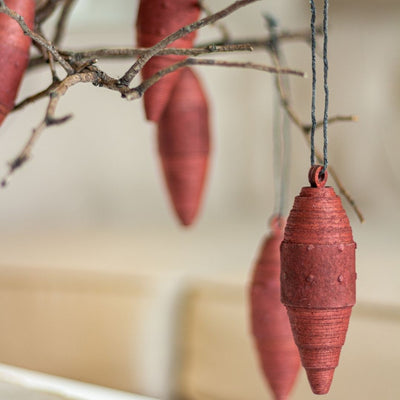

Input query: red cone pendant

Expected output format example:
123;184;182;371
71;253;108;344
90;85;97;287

0;0;35;126
157;67;210;226
136;0;200;122
250;216;300;400
280;166;356;394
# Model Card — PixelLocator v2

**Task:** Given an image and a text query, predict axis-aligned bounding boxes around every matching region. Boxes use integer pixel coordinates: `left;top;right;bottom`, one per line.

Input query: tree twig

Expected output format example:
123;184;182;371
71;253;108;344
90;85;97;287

52;0;77;45
199;25;324;50
35;0;64;25
14;56;304;113
27;24;320;70
2;0;359;220
125;57;305;100
28;44;253;69
1;71;97;187
199;0;231;42
118;0;261;86
13;81;59;111
59;43;254;63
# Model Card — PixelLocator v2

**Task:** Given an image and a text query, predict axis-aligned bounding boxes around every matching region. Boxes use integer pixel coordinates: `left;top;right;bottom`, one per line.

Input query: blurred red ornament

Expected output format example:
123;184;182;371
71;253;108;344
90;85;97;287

0;0;35;126
157;67;210;226
136;0;200;122
250;216;301;400
280;165;356;395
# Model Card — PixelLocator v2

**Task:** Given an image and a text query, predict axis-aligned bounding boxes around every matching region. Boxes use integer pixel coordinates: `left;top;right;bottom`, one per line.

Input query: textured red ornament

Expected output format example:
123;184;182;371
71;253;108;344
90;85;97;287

157;67;210;226
136;0;200;122
0;0;35;126
250;216;301;400
280;165;356;395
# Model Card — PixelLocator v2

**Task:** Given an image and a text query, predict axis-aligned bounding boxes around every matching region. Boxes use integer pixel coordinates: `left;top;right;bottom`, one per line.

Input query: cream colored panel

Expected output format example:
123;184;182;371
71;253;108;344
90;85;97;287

0;267;183;399
179;280;400;400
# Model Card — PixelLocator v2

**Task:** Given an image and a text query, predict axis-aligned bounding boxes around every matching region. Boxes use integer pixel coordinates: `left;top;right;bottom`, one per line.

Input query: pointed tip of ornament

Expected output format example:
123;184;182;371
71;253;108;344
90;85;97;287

306;368;335;395
273;394;289;400
160;156;208;229
177;210;197;227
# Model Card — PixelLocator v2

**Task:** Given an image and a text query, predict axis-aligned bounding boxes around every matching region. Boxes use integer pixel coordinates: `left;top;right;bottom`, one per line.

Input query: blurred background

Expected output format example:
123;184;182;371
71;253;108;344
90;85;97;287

0;0;399;399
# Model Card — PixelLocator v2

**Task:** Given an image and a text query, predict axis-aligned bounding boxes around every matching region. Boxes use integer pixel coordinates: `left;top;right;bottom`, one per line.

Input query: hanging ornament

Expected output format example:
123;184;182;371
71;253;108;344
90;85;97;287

250;217;300;400
250;22;300;399
0;0;35;126
136;0;200;122
157;67;210;226
281;0;357;394
280;166;356;394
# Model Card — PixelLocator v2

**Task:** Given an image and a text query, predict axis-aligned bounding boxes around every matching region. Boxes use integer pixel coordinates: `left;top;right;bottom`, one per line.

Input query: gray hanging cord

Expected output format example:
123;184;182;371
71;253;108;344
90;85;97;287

322;0;329;172
265;14;291;217
280;80;291;215
310;0;317;166
272;83;282;217
309;0;329;172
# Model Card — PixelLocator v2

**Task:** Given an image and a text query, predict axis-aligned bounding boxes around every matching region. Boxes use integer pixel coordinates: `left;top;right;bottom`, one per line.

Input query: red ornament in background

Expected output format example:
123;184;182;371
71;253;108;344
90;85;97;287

250;216;300;400
157;67;210;226
280;165;356;395
136;0;200;122
0;0;35;126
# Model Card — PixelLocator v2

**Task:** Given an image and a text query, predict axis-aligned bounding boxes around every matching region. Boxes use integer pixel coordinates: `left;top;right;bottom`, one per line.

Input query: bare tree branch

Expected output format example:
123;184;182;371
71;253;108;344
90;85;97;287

118;0;261;86
35;0;64;25
1;0;360;221
199;25;323;50
14;56;304;112
27;23;320;70
2;71;97;187
52;0;77;45
126;57;305;100
199;0;231;42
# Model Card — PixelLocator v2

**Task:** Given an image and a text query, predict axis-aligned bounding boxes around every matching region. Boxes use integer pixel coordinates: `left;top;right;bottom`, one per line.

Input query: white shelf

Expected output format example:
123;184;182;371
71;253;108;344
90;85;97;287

0;364;157;400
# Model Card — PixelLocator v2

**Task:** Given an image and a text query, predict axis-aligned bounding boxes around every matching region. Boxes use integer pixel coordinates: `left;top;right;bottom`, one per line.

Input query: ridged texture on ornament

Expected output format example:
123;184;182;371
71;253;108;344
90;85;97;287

158;67;210;226
0;0;35;126
250;216;301;400
136;0;200;122
280;166;356;395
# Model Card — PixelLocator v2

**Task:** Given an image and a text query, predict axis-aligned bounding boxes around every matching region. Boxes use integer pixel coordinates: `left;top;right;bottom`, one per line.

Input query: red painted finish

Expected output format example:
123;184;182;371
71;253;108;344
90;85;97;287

136;0;200;122
0;0;35;126
250;216;301;400
280;166;356;395
157;67;210;226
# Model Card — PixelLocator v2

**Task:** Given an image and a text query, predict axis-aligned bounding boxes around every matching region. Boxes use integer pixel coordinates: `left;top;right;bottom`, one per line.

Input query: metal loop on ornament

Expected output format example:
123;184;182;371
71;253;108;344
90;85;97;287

308;165;328;188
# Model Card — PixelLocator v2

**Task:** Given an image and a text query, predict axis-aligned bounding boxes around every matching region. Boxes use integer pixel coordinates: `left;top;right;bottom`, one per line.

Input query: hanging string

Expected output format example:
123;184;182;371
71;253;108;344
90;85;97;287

272;81;291;218
272;80;282;217
310;0;317;166
309;0;329;172
322;0;329;172
265;14;291;218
